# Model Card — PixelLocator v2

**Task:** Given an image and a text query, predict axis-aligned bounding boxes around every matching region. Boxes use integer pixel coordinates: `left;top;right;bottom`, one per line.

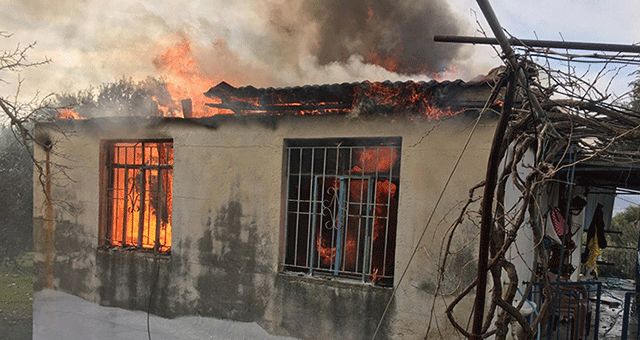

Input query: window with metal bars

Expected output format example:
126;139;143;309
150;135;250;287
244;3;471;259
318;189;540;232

283;137;401;286
101;140;173;253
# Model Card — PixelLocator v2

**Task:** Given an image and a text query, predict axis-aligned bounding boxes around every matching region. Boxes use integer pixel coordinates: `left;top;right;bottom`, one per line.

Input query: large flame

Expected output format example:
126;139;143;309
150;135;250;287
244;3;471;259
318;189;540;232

109;142;172;252
54;34;464;120
315;171;397;278
153;37;232;117
355;81;460;119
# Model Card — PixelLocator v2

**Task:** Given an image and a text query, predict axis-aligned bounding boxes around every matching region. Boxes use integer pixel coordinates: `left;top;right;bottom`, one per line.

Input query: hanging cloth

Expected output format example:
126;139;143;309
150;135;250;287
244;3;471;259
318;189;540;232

545;206;576;249
586;203;608;249
583;203;607;276
585;235;602;277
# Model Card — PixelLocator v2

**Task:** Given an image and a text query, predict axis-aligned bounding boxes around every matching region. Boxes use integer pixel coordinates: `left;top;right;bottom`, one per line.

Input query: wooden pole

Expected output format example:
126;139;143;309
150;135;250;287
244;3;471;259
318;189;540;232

471;68;517;340
471;1;519;338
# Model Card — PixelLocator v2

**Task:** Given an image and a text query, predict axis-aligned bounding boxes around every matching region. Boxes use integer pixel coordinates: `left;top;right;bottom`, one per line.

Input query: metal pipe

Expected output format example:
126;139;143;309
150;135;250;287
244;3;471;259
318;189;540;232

473;1;518;69
434;35;640;54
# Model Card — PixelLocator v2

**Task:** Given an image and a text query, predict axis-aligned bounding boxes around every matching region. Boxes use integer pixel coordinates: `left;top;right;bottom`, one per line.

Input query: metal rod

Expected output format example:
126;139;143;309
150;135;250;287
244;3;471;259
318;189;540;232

307;149;316;272
622;292;633;340
138;144;146;248
155;167;162;252
363;175;373;280
294;148;303;267
122;165;128;245
334;178;346;276
309;175;319;274
434;35;640;54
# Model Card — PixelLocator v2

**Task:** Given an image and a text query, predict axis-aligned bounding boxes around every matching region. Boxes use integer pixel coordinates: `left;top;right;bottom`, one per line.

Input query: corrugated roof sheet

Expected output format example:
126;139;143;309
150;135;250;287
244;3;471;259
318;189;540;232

203;79;494;116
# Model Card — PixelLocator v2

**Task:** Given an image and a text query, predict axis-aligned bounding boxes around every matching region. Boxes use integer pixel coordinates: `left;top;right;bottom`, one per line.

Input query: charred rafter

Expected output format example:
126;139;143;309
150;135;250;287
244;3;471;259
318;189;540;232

204;80;497;116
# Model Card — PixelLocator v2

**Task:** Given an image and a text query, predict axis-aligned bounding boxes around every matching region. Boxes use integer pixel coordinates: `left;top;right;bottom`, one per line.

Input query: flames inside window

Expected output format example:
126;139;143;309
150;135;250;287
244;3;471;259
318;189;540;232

283;138;400;286
103;140;173;253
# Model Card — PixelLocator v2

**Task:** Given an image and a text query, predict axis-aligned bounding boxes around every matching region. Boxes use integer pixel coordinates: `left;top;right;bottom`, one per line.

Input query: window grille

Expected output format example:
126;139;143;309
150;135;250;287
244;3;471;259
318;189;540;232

283;138;401;286
102;140;173;253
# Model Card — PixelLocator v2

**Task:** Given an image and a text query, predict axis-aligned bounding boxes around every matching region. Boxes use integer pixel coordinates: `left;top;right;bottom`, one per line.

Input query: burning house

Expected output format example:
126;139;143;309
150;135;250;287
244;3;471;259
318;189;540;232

33;78;502;339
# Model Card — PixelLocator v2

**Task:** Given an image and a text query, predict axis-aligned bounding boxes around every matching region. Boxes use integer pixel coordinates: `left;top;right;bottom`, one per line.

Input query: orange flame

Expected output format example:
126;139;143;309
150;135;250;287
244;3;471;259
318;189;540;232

351;147;399;173
153;37;232;117
366;50;400;73
109;142;172;252
315;176;397;276
57;108;84;120
432;65;459;82
356;82;460;119
317;236;336;266
366;6;375;22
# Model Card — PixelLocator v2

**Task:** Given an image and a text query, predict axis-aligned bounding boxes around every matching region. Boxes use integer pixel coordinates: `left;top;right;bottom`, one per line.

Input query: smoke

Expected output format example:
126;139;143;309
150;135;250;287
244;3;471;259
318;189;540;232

1;0;476;99
291;0;463;75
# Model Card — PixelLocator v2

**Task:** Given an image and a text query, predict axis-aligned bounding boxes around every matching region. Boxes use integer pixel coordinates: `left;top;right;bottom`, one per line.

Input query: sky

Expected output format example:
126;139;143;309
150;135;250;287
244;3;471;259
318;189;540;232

0;0;639;104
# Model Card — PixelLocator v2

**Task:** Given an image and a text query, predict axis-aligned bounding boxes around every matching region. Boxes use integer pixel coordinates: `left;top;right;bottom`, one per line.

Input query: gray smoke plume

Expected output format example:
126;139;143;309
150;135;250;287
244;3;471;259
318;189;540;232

296;0;463;75
2;0;473;99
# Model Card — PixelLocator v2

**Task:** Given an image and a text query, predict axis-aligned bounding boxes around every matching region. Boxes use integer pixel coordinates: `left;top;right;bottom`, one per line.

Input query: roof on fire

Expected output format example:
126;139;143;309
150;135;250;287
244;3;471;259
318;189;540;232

202;79;498;117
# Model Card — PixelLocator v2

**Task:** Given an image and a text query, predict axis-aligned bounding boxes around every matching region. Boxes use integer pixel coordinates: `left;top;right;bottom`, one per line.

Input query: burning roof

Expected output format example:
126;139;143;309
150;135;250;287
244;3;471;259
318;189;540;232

203;79;493;118
54;77;496;121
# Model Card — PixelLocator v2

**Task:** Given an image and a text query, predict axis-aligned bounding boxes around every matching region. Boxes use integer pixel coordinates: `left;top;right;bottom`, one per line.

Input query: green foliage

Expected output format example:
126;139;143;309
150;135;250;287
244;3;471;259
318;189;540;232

599;248;636;279
597;204;639;279
0;128;33;266
609;204;640;247
53;77;174;118
0;252;33;338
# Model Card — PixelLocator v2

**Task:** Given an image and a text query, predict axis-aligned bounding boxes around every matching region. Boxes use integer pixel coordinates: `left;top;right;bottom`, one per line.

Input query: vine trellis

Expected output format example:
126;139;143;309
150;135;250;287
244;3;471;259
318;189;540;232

431;1;640;338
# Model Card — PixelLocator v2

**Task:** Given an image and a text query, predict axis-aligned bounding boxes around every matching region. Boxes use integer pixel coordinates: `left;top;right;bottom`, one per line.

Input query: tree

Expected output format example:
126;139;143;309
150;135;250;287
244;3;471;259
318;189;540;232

1;31;50;130
0;128;33;266
0;32;49;266
596;204;640;279
54;77;174;118
609;204;640;247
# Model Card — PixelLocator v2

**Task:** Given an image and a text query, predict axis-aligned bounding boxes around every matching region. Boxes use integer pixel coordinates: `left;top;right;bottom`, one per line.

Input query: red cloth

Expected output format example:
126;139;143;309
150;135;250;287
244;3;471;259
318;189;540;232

550;206;567;236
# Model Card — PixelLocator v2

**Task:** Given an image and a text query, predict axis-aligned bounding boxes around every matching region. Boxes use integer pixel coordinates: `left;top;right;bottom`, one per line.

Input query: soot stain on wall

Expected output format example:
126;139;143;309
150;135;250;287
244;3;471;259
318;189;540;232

53;220;93;296
95;250;172;316
195;200;272;321
272;275;395;339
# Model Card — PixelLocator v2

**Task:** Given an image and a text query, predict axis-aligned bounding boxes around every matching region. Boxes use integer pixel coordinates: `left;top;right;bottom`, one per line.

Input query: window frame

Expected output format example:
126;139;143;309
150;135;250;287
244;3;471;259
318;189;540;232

282;137;401;286
99;139;173;254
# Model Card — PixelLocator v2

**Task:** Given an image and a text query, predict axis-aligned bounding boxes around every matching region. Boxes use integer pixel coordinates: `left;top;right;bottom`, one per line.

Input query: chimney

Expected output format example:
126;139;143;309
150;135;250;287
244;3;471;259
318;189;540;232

181;98;193;118
149;100;160;116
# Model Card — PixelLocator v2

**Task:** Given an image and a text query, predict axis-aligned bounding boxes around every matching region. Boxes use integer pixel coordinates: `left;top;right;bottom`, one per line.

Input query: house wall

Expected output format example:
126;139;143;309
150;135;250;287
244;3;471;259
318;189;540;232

33;113;496;339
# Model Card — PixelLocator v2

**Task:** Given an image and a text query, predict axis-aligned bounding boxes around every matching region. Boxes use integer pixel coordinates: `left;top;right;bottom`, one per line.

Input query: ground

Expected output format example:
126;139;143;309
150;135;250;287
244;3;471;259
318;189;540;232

34;290;300;340
0;252;33;340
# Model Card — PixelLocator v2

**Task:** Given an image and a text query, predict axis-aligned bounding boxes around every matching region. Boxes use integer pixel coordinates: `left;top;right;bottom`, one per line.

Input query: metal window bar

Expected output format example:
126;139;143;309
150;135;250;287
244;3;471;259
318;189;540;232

283;139;400;284
137;144;146;248
527;281;602;340
105;141;173;252
305;147;315;270
282;147;293;267
310;175;374;276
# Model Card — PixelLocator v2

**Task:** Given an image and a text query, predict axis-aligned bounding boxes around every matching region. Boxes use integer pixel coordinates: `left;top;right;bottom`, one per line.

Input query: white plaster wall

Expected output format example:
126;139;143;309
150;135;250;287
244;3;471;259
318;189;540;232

504;147;537;292
34;113;497;339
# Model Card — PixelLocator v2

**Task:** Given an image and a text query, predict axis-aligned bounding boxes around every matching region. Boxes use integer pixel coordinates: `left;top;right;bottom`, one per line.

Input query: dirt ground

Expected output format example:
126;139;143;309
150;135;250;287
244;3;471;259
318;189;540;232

0;253;33;340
